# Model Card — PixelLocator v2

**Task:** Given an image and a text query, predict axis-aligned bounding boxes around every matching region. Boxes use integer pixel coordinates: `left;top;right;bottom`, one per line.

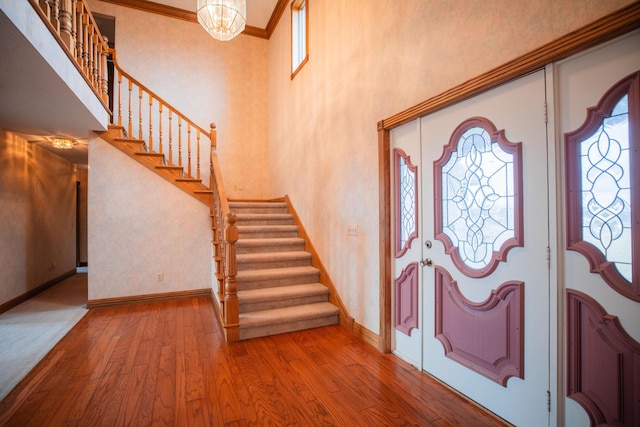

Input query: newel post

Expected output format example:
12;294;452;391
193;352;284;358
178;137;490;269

224;212;240;341
210;123;216;187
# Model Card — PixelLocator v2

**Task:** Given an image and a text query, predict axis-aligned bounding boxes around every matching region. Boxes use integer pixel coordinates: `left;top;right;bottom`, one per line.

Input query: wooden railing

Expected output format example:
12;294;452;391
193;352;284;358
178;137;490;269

109;53;240;340
31;0;109;107
30;0;239;339
209;128;240;341
109;49;212;182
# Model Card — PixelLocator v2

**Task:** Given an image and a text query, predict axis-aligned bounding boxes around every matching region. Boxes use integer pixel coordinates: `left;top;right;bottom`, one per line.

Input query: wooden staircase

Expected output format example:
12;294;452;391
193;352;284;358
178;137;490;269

99;125;213;206
99;49;349;341
230;201;339;340
97;127;344;340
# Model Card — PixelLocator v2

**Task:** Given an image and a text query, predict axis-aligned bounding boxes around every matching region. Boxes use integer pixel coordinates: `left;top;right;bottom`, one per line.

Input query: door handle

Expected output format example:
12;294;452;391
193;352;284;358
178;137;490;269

420;258;433;267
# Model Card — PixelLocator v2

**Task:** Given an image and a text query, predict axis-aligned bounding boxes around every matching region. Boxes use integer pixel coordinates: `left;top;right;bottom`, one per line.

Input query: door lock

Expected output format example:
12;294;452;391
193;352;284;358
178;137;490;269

420;258;433;267
425;240;432;249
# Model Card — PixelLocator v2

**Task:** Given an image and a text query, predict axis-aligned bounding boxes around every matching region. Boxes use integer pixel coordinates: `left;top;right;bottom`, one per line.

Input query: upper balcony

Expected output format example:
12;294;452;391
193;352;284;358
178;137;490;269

0;0;110;163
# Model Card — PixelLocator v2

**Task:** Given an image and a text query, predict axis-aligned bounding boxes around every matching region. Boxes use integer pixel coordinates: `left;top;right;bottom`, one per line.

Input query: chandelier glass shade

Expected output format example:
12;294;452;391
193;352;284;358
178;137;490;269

197;0;246;41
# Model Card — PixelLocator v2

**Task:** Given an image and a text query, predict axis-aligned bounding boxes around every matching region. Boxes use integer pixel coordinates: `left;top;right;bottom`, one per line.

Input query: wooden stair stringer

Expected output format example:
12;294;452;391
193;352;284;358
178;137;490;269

98;125;212;206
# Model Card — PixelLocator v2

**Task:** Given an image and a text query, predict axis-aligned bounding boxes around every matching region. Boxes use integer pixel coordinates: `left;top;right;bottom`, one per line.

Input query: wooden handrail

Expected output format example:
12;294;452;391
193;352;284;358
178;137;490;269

110;51;237;335
29;0;110;111
208;125;237;338
30;0;237;337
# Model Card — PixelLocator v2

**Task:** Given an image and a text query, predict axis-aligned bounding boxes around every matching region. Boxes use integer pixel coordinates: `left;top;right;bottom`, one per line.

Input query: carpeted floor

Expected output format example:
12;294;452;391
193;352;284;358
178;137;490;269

0;272;88;402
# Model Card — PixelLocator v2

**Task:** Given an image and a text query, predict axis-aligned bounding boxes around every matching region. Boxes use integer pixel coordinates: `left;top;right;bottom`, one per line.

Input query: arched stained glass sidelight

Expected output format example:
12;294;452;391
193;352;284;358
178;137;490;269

565;71;639;301
394;149;418;258
434;117;523;278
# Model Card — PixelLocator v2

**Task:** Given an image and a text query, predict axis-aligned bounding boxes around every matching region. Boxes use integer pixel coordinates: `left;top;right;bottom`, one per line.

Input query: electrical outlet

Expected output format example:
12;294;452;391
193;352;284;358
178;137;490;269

157;273;164;282
347;225;358;236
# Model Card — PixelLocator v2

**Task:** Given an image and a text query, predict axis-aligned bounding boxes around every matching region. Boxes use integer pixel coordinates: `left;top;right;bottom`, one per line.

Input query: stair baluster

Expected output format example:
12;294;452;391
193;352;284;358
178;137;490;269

168;111;173;165
148;93;153;151
127;79;132;137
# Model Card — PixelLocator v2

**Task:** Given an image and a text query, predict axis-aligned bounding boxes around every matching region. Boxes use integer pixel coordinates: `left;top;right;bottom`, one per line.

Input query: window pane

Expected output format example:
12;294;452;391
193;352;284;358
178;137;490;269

441;126;516;269
579;94;632;281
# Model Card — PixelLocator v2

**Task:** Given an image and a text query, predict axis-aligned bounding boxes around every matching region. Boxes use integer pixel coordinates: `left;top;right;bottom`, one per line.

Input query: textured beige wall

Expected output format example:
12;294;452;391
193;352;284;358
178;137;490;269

88;134;212;301
0;129;77;305
77;166;88;264
266;0;634;333
87;0;270;199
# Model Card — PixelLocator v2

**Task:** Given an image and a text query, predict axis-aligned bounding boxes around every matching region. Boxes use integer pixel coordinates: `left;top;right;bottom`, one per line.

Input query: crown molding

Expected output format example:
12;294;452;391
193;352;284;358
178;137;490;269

100;0;288;40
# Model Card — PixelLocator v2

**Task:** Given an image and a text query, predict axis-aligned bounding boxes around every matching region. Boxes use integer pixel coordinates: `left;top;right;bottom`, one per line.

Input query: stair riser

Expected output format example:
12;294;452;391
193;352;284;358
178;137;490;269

236;242;306;254
239;314;339;340
175;181;205;191
239;293;329;313
113;141;145;153
134;154;165;168
237;258;311;271
156;167;183;178
237;272;320;290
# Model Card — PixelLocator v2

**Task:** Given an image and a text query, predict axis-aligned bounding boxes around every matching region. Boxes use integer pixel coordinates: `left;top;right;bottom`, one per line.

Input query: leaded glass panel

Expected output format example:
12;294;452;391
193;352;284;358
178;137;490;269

399;157;416;247
394;149;418;258
579;95;632;281
564;70;639;301
441;126;516;270
434;117;523;278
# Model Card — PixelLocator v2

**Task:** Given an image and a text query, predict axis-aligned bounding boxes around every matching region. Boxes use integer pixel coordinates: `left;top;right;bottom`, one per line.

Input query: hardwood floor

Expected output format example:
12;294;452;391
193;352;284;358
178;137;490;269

0;296;508;426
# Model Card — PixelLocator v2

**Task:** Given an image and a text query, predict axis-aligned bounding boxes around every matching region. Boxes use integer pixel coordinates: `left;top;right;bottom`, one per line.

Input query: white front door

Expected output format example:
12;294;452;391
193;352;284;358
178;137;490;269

555;30;640;427
419;70;550;427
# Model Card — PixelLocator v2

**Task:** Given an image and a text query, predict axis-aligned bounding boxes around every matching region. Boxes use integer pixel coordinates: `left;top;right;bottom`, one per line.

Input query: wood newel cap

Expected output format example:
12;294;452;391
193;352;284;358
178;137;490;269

224;213;238;242
210;123;217;148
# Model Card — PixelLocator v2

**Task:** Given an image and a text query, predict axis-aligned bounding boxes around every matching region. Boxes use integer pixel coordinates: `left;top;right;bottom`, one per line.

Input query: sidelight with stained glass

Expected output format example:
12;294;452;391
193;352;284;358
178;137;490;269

565;71;639;300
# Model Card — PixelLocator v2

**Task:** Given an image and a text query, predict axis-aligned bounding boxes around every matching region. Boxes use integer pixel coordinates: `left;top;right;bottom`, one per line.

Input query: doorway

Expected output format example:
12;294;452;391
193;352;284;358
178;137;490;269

390;70;551;427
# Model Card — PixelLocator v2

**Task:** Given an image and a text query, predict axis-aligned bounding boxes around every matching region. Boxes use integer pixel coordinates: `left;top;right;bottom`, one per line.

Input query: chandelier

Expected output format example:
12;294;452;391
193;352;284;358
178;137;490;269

51;137;75;149
197;0;246;41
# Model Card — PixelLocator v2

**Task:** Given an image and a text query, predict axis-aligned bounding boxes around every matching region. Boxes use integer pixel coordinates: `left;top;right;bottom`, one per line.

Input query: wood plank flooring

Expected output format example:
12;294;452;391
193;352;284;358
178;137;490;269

0;296;509;426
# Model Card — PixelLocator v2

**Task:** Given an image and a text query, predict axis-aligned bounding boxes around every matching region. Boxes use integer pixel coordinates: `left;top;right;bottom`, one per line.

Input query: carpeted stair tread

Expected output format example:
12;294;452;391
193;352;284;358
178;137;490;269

236;213;293;221
237;225;298;232
230;201;288;209
229;201;289;214
238;283;329;304
239;302;338;328
237;251;311;263
236;237;305;247
236;265;319;281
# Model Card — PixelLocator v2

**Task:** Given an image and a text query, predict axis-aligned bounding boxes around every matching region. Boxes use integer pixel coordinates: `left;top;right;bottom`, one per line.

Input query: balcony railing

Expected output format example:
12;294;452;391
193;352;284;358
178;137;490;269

30;0;110;109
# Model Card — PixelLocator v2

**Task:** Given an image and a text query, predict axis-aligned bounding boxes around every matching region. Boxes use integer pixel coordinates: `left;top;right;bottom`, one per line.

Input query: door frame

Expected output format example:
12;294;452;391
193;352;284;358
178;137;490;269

377;1;640;422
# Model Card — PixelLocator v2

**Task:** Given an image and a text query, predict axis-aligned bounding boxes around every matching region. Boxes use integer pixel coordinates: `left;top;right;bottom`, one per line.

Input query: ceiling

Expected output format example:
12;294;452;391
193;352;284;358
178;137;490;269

141;0;278;28
0;8;106;165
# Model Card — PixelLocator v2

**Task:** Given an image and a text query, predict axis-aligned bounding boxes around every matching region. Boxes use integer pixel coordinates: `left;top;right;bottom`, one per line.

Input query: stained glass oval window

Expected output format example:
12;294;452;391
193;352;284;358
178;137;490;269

565;71;639;301
434;117;523;278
